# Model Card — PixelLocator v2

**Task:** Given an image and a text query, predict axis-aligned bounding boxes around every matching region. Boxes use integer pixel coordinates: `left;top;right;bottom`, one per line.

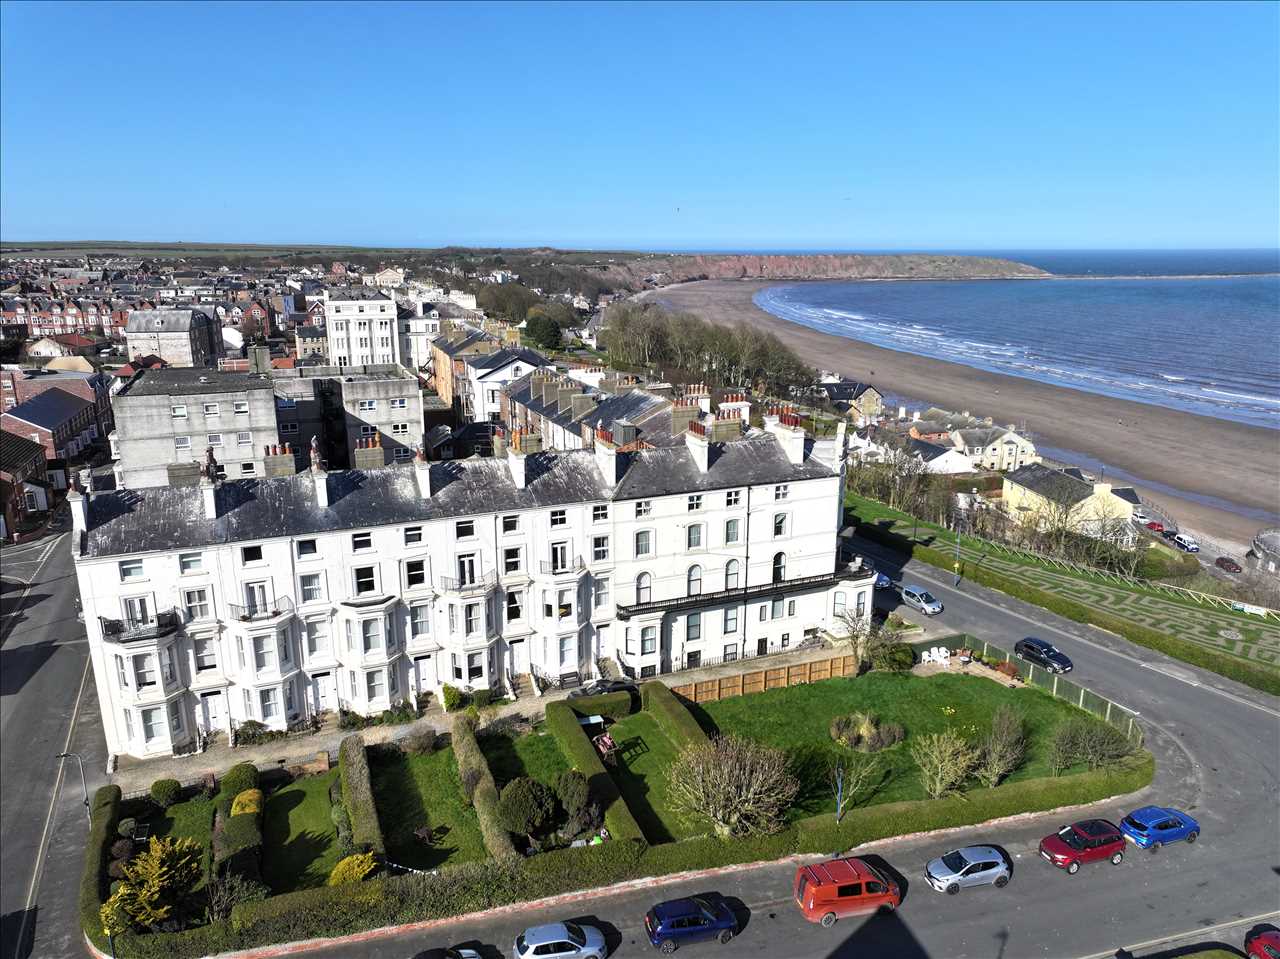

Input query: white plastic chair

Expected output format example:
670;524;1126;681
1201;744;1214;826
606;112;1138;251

936;647;952;669
920;648;937;665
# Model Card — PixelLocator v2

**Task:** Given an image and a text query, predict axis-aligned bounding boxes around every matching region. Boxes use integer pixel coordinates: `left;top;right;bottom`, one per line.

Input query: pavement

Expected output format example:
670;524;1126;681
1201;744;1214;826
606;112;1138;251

299;534;1279;959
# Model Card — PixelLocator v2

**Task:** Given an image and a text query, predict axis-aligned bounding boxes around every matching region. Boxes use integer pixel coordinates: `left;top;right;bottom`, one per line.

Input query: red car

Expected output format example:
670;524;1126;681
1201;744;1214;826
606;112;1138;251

1038;819;1125;874
1246;930;1280;959
1145;521;1164;533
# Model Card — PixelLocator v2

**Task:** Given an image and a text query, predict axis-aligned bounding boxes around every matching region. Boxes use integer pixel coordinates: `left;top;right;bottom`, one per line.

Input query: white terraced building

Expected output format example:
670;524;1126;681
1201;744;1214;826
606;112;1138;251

70;414;872;760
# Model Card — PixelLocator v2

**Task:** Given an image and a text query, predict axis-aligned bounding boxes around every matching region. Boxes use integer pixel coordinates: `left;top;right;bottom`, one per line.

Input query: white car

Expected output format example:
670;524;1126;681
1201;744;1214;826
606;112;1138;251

1131;510;1150;524
1172;533;1200;553
515;922;607;959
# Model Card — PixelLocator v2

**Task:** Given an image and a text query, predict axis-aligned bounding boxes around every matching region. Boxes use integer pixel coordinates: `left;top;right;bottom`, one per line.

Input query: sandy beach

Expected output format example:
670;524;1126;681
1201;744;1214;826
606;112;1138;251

638;279;1280;552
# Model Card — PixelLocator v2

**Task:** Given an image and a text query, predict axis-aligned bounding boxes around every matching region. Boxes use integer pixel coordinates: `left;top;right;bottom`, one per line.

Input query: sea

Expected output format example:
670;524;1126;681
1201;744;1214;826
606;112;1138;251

751;250;1280;429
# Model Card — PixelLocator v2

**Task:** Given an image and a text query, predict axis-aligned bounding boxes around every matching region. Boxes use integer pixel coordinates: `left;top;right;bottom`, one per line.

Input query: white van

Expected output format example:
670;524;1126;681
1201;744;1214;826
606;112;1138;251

1172;533;1200;553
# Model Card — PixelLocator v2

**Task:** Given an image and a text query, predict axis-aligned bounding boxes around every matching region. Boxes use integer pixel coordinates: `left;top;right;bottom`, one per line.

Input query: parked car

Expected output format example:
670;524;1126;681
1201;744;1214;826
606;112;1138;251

1119;806;1200;851
1160;528;1178;541
1038;819;1126;874
415;948;482;959
1014;637;1073;673
1131;509;1150;524
923;845;1011;894
1246;929;1280;959
1173;533;1200;553
568;679;638;699
1215;556;1243;574
644;896;738;952
514;922;607;959
1145;521;1165;533
874;571;893;590
793;856;901;927
901;585;943;616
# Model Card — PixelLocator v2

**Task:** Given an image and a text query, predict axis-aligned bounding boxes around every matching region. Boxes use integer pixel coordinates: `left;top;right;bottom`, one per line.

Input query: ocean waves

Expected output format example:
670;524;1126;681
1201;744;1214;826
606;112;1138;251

752;277;1280;428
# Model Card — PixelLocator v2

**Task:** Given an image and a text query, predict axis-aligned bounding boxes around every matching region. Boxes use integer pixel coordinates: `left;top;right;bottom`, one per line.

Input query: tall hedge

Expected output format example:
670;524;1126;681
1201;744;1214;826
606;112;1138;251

544;701;645;843
640;682;711;748
338;735;386;857
560;690;636;720
79;785;121;947
452;715;519;862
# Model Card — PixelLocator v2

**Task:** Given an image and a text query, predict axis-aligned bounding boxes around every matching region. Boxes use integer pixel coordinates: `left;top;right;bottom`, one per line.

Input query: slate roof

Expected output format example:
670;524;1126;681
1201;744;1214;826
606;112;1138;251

954;427;1011;448
0;430;46;471
435;331;494;357
504;373;678;445
908;438;957;463
1;387;92;430
465;347;548;373
1005;462;1093;506
124;308;213;334
326;288;393;303
817;380;878;402
294;326;326;340
118;368;274;398
1111;486;1141;506
80;434;836;558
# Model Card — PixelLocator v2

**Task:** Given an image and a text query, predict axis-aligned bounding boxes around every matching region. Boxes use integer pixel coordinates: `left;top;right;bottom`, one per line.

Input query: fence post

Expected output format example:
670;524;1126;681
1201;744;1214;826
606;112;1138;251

1052;675;1059;699
1105;701;1112;724
1079;688;1086;709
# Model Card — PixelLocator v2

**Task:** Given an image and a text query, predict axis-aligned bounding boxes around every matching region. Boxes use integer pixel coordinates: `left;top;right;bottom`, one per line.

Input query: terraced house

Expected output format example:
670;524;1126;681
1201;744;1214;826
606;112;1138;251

70;412;872;760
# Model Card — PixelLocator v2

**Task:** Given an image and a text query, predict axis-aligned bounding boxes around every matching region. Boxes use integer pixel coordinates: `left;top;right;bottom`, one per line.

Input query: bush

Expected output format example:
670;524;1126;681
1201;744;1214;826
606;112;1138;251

830;712;902;752
498;777;556;841
149;779;182;810
230;788;263;817
1050;717;1134;774
214;813;264;882
667;735;799;838
204;874;268;923
338;736;385;856
117;817;137;839
326;852;378;886
380;700;417;726
544;701;645;843
220;763;259;798
871;642;915;672
338;708;370;731
452;715;520;861
403;728;437;755
107;859;128;879
330;803;354;856
639;683;707;747
994;660;1020;680
472;688;493;708
556;770;589;817
235;720;285;746
910;729;978;799
101;837;202;934
975;705;1028;788
327;774;344;806
442;684;469;712
111;838;135;860
197;774;216;802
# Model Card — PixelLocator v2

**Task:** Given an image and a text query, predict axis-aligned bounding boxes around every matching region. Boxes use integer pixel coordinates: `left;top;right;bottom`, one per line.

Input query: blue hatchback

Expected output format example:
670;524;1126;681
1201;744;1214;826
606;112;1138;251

1119;806;1201;851
645;896;738;953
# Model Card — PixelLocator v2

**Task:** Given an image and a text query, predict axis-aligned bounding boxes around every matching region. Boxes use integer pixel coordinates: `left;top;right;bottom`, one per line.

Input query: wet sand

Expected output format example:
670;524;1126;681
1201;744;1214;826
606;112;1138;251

638;280;1280;552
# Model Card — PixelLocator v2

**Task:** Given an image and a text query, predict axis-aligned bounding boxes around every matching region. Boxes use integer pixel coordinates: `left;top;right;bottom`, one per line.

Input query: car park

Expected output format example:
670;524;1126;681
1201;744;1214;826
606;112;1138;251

1014;637;1073;673
1173;533;1200;552
644;896;738;952
901;585;943;616
1119;806;1200;851
1246;929;1280;959
1038;819;1126;874
1215;556;1243;573
793;856;901;927
514;921;607;959
923;845;1011;894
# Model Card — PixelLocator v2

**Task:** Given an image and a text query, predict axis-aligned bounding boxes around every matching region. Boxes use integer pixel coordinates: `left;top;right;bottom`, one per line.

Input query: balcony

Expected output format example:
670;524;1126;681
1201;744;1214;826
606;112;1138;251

99;608;181;642
437;570;498;594
538;556;584;576
615;563;874;621
228;596;295;622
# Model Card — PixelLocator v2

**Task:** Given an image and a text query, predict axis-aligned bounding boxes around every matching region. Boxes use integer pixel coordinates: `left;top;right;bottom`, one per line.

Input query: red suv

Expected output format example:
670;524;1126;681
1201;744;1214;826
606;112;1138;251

1038;819;1125;874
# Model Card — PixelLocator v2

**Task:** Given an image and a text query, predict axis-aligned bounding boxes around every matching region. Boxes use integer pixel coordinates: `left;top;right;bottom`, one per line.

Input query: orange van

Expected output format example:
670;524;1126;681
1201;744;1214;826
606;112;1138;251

793;856;901;927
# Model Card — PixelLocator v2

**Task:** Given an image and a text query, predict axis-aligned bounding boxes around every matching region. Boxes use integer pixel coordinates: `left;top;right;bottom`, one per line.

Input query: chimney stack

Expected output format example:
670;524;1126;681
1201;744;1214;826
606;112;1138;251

685;421;710;473
68;486;88;533
594;423;626;486
763;406;806;466
413;445;433;498
200;473;219;519
309;436;330;507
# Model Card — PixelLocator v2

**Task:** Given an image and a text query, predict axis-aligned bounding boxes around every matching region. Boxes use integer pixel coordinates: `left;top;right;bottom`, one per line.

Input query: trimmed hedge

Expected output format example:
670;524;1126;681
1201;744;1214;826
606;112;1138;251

544;701;645;843
214;812;264;882
79;785;121;946
220;762;259;797
640;682;711;748
338;735;386;856
453;715;520;862
562;690;635;720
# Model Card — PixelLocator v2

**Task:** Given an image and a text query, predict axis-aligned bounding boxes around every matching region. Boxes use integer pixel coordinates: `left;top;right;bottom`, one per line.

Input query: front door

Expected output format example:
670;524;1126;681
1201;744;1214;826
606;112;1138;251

510;638;529;673
757;637;768;656
199;690;224;731
310;672;334;713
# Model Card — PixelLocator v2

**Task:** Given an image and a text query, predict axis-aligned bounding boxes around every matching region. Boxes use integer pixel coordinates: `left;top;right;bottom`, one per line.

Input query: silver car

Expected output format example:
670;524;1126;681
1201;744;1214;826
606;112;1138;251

901;585;943;616
924;845;1010;894
514;921;607;959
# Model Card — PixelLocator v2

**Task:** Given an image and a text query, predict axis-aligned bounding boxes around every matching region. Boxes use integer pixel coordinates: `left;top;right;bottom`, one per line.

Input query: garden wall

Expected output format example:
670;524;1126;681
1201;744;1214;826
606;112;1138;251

669;654;860;703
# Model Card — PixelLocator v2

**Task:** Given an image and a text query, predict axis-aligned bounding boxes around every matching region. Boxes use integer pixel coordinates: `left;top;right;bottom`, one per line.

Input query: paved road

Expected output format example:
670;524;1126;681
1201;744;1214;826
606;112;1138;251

0;533;107;959
308;538;1280;959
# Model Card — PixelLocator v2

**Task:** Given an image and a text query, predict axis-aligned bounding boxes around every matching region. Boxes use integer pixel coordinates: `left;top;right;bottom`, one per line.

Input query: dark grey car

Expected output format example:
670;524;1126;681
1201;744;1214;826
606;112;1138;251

924;845;1011;894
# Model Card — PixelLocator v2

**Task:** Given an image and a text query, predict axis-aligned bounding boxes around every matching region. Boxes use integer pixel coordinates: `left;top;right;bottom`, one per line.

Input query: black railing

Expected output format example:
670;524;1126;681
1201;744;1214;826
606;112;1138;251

99;608;182;642
437;570;498;593
615;564;873;620
539;556;584;576
228;596;295;621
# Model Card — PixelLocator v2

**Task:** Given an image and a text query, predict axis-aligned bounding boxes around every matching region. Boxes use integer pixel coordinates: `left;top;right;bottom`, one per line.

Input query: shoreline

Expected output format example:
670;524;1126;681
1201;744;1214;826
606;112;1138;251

636;279;1280;551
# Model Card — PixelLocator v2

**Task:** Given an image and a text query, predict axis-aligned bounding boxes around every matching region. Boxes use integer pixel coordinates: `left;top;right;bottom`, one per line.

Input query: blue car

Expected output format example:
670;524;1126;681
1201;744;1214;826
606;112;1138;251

645;896;737;953
1119;806;1200;852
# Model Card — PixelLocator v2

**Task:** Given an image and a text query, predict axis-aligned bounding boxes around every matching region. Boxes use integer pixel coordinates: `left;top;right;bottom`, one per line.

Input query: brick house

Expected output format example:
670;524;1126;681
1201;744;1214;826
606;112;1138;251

0;367;114;434
0;430;51;537
1;387;97;460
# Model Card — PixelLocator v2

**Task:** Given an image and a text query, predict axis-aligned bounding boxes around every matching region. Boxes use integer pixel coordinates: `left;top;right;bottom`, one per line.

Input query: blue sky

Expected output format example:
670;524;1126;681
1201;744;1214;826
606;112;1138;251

2;1;1277;250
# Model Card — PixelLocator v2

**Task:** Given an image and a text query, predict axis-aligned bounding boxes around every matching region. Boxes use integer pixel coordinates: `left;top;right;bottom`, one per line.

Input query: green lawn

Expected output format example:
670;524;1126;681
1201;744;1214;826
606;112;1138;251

694;673;1094;818
607;712;703;844
480;725;571;788
261;769;342;892
369;747;487;871
151;794;216;888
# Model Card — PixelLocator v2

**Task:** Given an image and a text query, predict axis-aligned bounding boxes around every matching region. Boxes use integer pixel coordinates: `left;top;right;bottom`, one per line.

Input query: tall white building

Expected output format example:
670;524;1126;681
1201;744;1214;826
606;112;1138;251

71;414;871;761
325;289;398;367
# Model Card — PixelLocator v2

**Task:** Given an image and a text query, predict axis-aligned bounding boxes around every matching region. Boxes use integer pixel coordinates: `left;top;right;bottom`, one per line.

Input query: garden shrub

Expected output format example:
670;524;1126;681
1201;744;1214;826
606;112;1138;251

220;763;259;798
403;728;437;755
830;712;903;752
100;837;201;935
204;874;268;923
668;735;799;838
327;774;344;806
911;729;978;799
453;714;520;861
442;684;468;712
234;720;285;746
1050;716;1134;774
338;735;385;856
117;817;137;839
994;660;1020;680
975;704;1028;788
326;852;378;886
498;777;556;842
330;803;354;856
380;700;417;725
214;813;264;882
472;688;493;708
149;779;182;810
639;683;708;747
230;788;263;817
544;701;645;843
110;838;135;860
108;859;128;879
556;770;589;818
871;642;915;672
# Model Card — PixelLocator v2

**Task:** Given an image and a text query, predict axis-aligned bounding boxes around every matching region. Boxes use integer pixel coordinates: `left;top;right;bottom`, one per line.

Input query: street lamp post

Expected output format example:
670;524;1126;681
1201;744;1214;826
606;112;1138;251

56;751;90;825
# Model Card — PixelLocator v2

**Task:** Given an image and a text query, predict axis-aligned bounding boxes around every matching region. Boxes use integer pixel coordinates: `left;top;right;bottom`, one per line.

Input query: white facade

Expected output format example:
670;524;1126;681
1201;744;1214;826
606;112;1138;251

325;291;398;368
72;426;871;760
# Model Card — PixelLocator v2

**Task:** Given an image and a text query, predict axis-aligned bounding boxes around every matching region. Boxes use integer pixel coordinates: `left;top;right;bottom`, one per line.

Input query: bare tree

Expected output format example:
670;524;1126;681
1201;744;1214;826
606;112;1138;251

836;608;896;673
667;735;800;838
973;705;1028;788
829;753;882;823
